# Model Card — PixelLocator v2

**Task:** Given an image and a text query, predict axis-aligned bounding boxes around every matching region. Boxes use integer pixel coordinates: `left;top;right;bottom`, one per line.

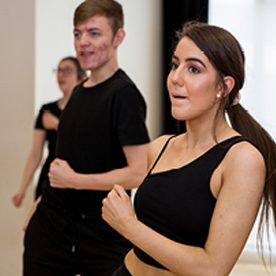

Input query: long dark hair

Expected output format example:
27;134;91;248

177;21;276;262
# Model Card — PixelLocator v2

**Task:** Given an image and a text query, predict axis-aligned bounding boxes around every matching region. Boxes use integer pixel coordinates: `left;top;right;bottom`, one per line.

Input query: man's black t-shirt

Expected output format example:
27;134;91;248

45;69;150;213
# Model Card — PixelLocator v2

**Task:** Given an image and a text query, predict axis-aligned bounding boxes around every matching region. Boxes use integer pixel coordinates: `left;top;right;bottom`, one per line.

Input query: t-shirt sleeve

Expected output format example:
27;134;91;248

34;105;45;130
114;85;150;146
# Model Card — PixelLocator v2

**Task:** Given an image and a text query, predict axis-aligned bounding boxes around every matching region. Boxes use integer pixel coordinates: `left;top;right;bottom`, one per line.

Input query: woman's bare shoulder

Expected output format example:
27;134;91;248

226;141;265;168
222;140;266;190
150;134;175;151
147;134;175;166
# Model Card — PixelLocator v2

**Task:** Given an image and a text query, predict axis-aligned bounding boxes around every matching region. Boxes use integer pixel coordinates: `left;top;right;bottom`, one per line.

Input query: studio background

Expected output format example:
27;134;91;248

0;0;275;274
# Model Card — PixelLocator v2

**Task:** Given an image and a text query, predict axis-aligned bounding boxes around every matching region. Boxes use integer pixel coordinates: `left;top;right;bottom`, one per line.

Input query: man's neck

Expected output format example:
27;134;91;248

84;62;119;87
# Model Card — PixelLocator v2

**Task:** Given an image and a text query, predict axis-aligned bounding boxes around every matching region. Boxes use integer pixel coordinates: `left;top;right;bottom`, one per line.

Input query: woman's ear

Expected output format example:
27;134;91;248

223;76;235;96
113;28;125;47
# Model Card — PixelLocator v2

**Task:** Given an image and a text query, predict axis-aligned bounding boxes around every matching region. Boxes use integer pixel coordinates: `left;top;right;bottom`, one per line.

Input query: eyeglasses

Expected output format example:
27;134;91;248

52;67;76;76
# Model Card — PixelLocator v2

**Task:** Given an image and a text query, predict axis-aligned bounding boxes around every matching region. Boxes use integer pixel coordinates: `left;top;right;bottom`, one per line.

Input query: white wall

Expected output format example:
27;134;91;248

35;0;162;139
0;1;35;275
209;0;276;260
209;0;276;138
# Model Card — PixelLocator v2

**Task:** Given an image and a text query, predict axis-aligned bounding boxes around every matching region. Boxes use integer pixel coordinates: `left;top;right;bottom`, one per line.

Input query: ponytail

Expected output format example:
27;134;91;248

178;21;276;262
228;103;276;261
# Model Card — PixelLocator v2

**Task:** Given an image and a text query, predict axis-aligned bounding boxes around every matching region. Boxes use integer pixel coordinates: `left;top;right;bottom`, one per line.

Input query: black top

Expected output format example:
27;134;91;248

34;101;62;198
45;69;150;213
133;136;248;269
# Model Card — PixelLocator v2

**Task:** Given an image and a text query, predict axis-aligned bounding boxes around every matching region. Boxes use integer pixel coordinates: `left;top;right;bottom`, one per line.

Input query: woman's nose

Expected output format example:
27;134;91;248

170;68;184;86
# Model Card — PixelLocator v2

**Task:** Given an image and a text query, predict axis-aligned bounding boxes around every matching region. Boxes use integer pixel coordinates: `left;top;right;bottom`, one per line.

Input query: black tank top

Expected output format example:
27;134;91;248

133;135;247;269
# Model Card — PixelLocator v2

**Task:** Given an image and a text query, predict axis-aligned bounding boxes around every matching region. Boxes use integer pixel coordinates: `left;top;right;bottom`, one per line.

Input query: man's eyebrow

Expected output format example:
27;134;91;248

87;27;101;31
73;27;100;32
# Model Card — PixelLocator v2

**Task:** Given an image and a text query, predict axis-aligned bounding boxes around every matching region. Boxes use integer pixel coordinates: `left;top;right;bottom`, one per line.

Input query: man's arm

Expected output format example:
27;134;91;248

49;143;148;190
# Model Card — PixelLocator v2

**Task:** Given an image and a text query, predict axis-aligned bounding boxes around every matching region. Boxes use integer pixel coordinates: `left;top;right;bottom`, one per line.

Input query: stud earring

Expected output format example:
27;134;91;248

216;93;222;99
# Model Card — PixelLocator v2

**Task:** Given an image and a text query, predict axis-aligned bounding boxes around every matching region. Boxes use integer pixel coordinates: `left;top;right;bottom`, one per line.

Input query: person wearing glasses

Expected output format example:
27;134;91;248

12;56;86;207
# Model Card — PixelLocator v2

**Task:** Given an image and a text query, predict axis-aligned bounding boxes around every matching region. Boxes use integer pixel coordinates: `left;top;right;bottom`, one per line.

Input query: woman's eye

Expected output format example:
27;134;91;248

188;66;200;74
170;62;178;71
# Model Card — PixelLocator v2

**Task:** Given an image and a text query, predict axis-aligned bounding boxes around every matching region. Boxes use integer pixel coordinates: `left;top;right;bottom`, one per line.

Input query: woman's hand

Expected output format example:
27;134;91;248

11;190;25;207
102;184;137;237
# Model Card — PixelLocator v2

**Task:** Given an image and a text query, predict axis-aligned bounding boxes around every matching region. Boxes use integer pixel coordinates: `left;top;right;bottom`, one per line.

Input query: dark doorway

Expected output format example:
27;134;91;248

161;0;209;134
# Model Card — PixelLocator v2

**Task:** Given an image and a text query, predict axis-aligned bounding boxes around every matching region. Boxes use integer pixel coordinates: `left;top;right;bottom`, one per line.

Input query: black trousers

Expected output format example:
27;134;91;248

111;263;132;276
23;197;131;276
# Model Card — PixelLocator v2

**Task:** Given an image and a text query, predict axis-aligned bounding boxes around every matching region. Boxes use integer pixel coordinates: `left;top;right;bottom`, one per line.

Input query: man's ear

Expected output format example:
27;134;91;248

223;76;235;96
113;28;125;47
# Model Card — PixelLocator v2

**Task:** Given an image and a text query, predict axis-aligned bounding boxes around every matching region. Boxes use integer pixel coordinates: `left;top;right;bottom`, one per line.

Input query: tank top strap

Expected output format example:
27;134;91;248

219;135;248;148
147;135;176;176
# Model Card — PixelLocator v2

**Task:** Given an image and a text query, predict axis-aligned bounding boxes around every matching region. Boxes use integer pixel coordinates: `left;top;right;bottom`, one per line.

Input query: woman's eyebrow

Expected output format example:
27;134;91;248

172;54;207;68
185;57;207;68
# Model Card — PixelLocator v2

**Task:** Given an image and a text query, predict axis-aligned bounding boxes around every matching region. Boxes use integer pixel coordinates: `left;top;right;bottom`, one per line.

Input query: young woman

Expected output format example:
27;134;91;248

12;56;86;206
102;21;276;276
